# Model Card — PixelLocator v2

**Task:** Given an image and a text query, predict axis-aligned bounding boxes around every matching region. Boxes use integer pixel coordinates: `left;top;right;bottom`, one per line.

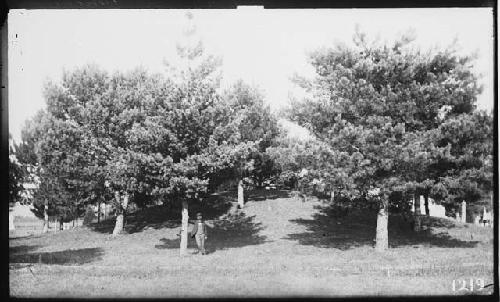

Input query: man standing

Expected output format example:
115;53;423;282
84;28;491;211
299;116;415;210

190;212;208;255
297;168;308;202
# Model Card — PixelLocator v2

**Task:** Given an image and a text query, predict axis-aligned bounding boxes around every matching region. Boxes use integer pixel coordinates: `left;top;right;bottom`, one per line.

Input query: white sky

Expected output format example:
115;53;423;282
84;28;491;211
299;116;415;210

8;8;494;142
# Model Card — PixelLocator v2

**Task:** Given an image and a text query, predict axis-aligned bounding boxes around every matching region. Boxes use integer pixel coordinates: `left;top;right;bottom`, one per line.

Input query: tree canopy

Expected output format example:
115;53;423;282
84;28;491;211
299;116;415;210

283;29;492;249
9;135;26;205
18;13;280;236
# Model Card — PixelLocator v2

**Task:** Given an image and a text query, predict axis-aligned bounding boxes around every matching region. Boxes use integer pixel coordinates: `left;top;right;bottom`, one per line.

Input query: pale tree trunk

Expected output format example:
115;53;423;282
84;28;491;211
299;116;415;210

375;198;389;252
123;194;129;225
238;179;245;209
112;191;122;235
330;190;335;203
413;193;421;231
42;201;49;233
9;212;15;231
419;195;426;215
461;200;467;223
112;192;129;236
299;179;307;202
180;200;189;256
113;214;123;236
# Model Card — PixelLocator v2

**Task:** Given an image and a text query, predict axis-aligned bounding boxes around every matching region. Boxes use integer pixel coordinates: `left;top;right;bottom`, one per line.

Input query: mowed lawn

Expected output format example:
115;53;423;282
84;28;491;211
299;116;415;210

10;190;494;297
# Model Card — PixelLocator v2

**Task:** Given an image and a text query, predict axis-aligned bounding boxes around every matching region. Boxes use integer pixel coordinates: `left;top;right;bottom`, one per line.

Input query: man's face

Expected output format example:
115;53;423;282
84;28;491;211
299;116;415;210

197;214;202;220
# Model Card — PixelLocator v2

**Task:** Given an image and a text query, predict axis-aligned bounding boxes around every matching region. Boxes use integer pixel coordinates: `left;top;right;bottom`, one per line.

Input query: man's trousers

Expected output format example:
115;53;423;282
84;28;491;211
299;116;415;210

195;234;206;254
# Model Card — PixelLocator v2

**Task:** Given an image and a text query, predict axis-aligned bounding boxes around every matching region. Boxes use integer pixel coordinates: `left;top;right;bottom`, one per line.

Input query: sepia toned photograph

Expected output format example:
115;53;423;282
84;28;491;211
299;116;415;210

6;6;496;298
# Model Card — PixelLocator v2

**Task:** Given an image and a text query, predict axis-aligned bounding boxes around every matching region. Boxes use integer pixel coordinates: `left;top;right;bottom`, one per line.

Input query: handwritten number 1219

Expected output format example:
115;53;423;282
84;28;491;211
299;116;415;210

453;279;484;292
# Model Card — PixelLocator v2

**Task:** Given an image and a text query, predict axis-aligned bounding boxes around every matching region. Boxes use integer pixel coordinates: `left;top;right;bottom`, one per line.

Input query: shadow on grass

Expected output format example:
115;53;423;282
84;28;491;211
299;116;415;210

92;193;234;234
388;214;480;248
9;245;42;255
416;215;458;229
91;189;289;235
10;247;104;265
154;212;268;254
285;204;479;250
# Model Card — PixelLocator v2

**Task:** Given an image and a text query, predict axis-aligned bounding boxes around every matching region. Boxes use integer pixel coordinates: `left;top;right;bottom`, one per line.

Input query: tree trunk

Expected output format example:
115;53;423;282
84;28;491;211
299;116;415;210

330;190;335;203
180;200;189;256
419;195;426;215
113;214;124;236
412;193;421;231
123;194;129;227
375;199;389;251
414;193;420;214
97;202;101;224
9;212;15;231
238;179;244;209
461;200;467;223
299;179;307;202
257;177;263;189
42;201;49;233
424;195;430;216
112;192;129;236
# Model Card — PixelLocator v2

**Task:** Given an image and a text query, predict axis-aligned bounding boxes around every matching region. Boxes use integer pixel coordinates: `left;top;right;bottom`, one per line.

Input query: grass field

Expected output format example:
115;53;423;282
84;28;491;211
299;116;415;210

9;190;495;297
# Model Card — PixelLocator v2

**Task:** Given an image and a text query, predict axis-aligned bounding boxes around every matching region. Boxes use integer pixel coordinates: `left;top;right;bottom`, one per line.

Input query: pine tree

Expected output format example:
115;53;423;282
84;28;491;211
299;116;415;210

285;28;487;250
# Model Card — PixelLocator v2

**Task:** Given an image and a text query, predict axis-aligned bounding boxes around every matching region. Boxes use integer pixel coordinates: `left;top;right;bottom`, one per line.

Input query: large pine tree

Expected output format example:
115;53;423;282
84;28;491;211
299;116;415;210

285;29;491;250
